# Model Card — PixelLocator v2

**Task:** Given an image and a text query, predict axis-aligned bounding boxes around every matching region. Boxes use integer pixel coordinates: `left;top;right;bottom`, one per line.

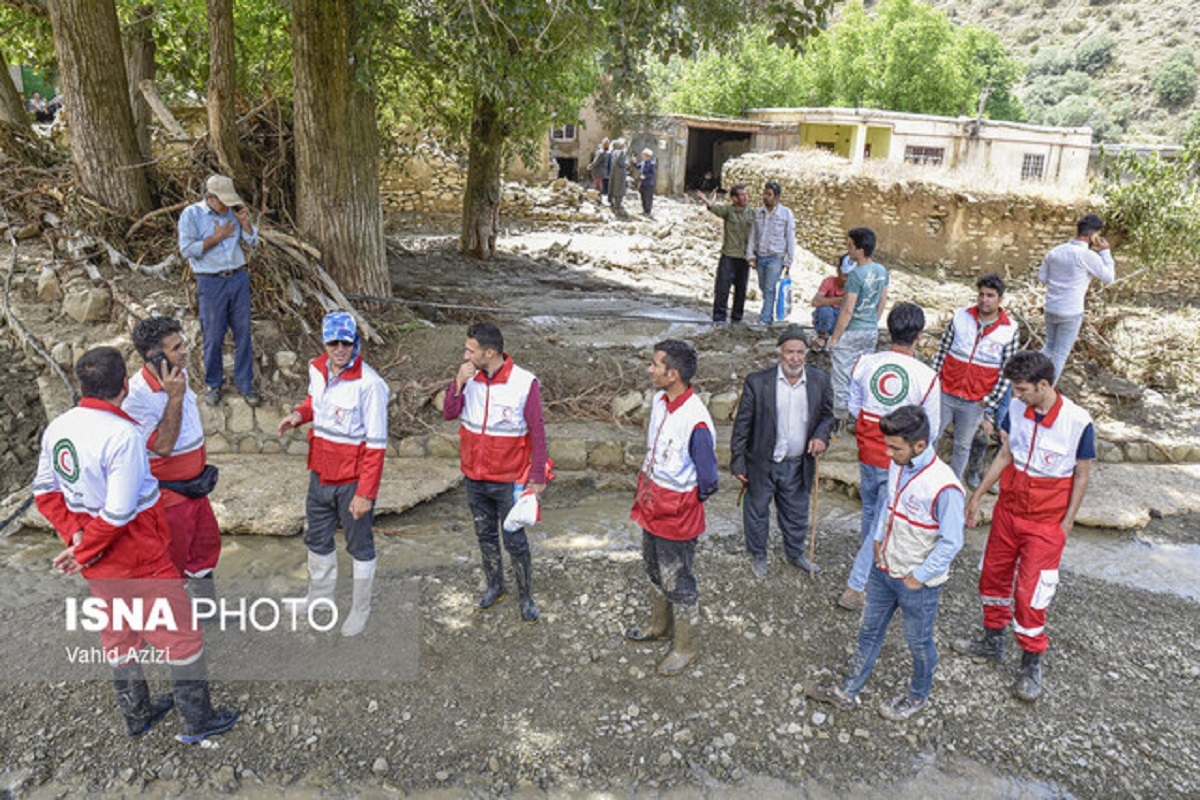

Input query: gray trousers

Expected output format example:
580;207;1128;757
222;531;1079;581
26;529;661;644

303;472;376;561
937;393;987;480
831;328;879;415
742;457;812;560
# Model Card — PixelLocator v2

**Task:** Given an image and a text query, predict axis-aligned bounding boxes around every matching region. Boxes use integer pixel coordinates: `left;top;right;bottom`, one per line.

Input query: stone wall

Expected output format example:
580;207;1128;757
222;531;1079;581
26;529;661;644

722;151;1097;283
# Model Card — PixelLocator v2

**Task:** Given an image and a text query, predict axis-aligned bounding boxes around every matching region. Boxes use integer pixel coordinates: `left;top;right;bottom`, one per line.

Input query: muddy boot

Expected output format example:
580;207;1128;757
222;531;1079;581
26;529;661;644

658;603;699;676
513;551;539;623
952;626;1006;664
303;550;338;615
965;430;988;488
170;651;239;744
477;542;506;609
112;661;174;737
624;586;673;642
187;571;220;626
341;557;376;637
1013;650;1044;702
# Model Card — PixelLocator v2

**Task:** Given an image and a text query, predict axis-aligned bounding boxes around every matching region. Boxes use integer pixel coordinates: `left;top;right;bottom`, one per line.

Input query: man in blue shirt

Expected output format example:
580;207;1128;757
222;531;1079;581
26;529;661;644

177;175;260;406
806;405;964;721
828;227;890;419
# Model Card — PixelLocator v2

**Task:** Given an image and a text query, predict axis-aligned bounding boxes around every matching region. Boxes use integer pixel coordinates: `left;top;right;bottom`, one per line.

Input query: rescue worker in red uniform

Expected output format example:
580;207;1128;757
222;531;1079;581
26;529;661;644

932;273;1020;482
624;340;719;676
34;347;238;742
955;350;1096;702
278;312;390;638
123;317;222;604
443;323;548;623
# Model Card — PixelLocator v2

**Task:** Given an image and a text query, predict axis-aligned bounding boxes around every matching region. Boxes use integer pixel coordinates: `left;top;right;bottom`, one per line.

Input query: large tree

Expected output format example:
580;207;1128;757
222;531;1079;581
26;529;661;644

387;0;835;259
292;0;388;297
122;4;155;161
45;0;150;213
0;47;27;124
206;0;247;184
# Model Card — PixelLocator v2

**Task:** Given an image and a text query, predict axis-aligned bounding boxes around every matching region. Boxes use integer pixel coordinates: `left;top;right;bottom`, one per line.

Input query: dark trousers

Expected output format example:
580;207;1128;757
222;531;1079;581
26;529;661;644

641;529;697;605
713;255;750;322
742;457;813;560
304;472;376;560
639;184;654;215
466;478;529;556
196;269;254;393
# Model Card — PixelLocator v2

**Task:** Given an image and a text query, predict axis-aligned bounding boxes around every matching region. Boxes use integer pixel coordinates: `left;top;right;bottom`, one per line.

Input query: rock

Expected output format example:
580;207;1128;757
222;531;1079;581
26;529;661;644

588;442;624;469
427;434;460;459
237;436;260;454
397;437;427;458
372;758;388;774
61;282;112;323
227;397;255;433
37;374;74;421
274;351;298;370
611;391;643;418
13;223;40;240
487;756;500;773
198;402;225;436
254;405;283;436
708;391;740;422
36;269;62;302
811;712;827;726
50;341;73;367
550;438;589;471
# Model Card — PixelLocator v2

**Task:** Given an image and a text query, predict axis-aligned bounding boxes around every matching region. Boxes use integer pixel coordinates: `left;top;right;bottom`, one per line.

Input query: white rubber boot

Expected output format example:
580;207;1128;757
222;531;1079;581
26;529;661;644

303;550;338;616
340;557;377;637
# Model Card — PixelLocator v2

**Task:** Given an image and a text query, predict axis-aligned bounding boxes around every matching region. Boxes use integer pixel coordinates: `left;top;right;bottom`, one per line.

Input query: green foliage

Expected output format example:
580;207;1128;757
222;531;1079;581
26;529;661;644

1027;47;1072;77
665;26;806;116
1153;48;1197;108
1094;135;1200;271
1074;34;1116;75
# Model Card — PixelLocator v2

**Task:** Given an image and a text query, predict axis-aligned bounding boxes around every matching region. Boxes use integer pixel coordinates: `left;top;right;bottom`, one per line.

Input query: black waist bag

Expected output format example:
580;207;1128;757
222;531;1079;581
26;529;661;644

159;464;219;498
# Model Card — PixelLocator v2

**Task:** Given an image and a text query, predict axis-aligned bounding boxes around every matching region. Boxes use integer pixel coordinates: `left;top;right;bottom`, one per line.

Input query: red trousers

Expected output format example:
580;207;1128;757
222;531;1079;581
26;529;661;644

980;503;1065;654
89;577;204;665
164;495;222;578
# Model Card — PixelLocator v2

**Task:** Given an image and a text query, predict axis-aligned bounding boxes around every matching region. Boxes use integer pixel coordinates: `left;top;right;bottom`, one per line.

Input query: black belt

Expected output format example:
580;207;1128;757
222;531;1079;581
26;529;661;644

205;267;245;279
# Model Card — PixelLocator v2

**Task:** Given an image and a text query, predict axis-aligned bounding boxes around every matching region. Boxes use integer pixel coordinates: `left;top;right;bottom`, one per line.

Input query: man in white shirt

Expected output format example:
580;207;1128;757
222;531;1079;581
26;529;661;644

1038;214;1115;383
746;181;796;327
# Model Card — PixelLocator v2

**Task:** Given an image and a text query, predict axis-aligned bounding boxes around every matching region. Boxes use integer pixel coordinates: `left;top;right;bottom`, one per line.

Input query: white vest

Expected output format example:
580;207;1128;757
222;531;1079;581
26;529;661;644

460;363;535;440
880;455;962;587
1007;395;1092;480
33;402;160;527
123;367;205;459
642;391;716;493
308;360;390;449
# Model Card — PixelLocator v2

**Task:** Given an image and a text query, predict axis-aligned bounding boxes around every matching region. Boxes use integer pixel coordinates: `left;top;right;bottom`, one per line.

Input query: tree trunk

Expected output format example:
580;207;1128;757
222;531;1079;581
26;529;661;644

122;4;155;161
0;47;28;125
206;0;246;185
291;0;388;299
46;0;151;214
460;91;505;260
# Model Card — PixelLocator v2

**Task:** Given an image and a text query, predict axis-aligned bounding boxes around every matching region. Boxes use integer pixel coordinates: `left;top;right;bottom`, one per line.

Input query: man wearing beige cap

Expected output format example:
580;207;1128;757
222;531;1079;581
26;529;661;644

178;175;260;406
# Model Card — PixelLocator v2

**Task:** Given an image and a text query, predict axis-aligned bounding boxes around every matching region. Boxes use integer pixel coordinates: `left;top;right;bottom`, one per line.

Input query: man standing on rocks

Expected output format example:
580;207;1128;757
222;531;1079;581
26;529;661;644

443;322;547;623
932;273;1020;482
178;174;260;408
955;350;1095;703
1038;214;1115;383
696;185;754;326
730;326;833;578
626;340;718;675
34;347;239;743
123;316;223;606
637;148;656;217
828;228;889;420
277;312;389;637
746;181;795;327
588;138;611;202
807;405;964;721
839;303;941;611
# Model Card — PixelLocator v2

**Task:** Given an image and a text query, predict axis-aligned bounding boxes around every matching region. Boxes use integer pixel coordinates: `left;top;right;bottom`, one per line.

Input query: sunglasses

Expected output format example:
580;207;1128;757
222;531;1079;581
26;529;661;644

325;340;354;349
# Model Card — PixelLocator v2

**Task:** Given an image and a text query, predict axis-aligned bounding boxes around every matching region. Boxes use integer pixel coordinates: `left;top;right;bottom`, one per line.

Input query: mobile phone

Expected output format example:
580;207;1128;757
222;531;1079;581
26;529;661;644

148;352;169;374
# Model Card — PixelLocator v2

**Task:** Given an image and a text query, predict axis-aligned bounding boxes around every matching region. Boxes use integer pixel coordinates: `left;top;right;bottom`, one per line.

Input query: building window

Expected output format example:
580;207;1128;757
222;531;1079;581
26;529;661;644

1021;153;1046;181
903;146;945;166
551;124;576;141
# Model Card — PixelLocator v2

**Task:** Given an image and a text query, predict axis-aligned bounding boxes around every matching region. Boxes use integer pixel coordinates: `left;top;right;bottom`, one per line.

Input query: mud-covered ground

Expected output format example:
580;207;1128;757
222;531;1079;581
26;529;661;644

1;485;1197;798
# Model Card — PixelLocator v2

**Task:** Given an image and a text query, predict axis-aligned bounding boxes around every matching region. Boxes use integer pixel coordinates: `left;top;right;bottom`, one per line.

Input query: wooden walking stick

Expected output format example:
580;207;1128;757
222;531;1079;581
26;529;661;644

807;453;821;579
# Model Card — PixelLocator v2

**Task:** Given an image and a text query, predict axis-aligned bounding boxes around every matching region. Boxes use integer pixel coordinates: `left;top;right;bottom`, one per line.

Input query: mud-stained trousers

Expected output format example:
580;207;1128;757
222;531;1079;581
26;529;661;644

640;530;698;606
979;503;1065;654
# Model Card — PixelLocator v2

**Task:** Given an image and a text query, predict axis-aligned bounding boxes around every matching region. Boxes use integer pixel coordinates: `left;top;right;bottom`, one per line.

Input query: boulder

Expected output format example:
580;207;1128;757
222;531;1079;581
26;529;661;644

36;269;61;303
61;282;112;323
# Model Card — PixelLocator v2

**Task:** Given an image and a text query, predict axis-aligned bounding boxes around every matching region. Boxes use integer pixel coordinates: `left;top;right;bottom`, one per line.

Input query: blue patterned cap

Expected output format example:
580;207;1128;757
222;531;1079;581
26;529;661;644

322;311;357;344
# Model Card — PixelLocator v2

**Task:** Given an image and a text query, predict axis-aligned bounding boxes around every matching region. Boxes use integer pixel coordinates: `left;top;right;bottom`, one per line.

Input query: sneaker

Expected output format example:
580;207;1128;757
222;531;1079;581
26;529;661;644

837;587;866;611
242;390;262;407
751;553;768;580
878;694;927;721
804;680;858;711
204;386;222;406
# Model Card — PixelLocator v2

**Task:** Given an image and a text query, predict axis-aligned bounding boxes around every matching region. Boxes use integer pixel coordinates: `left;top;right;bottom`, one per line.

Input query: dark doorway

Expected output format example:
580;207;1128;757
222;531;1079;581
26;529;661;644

685;128;751;191
555;157;578;181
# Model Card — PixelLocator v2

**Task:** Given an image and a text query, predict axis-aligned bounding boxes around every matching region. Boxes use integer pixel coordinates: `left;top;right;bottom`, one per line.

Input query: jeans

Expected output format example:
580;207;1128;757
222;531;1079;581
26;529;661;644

713;256;750;323
1042;310;1084;384
831;328;878;415
741;458;813;560
197;269;254;394
937;393;987;480
812;305;838;335
304;472;376;561
755;254;784;325
642;530;698;606
848;463;889;592
639;184;654;215
466;479;529;557
843;567;943;702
